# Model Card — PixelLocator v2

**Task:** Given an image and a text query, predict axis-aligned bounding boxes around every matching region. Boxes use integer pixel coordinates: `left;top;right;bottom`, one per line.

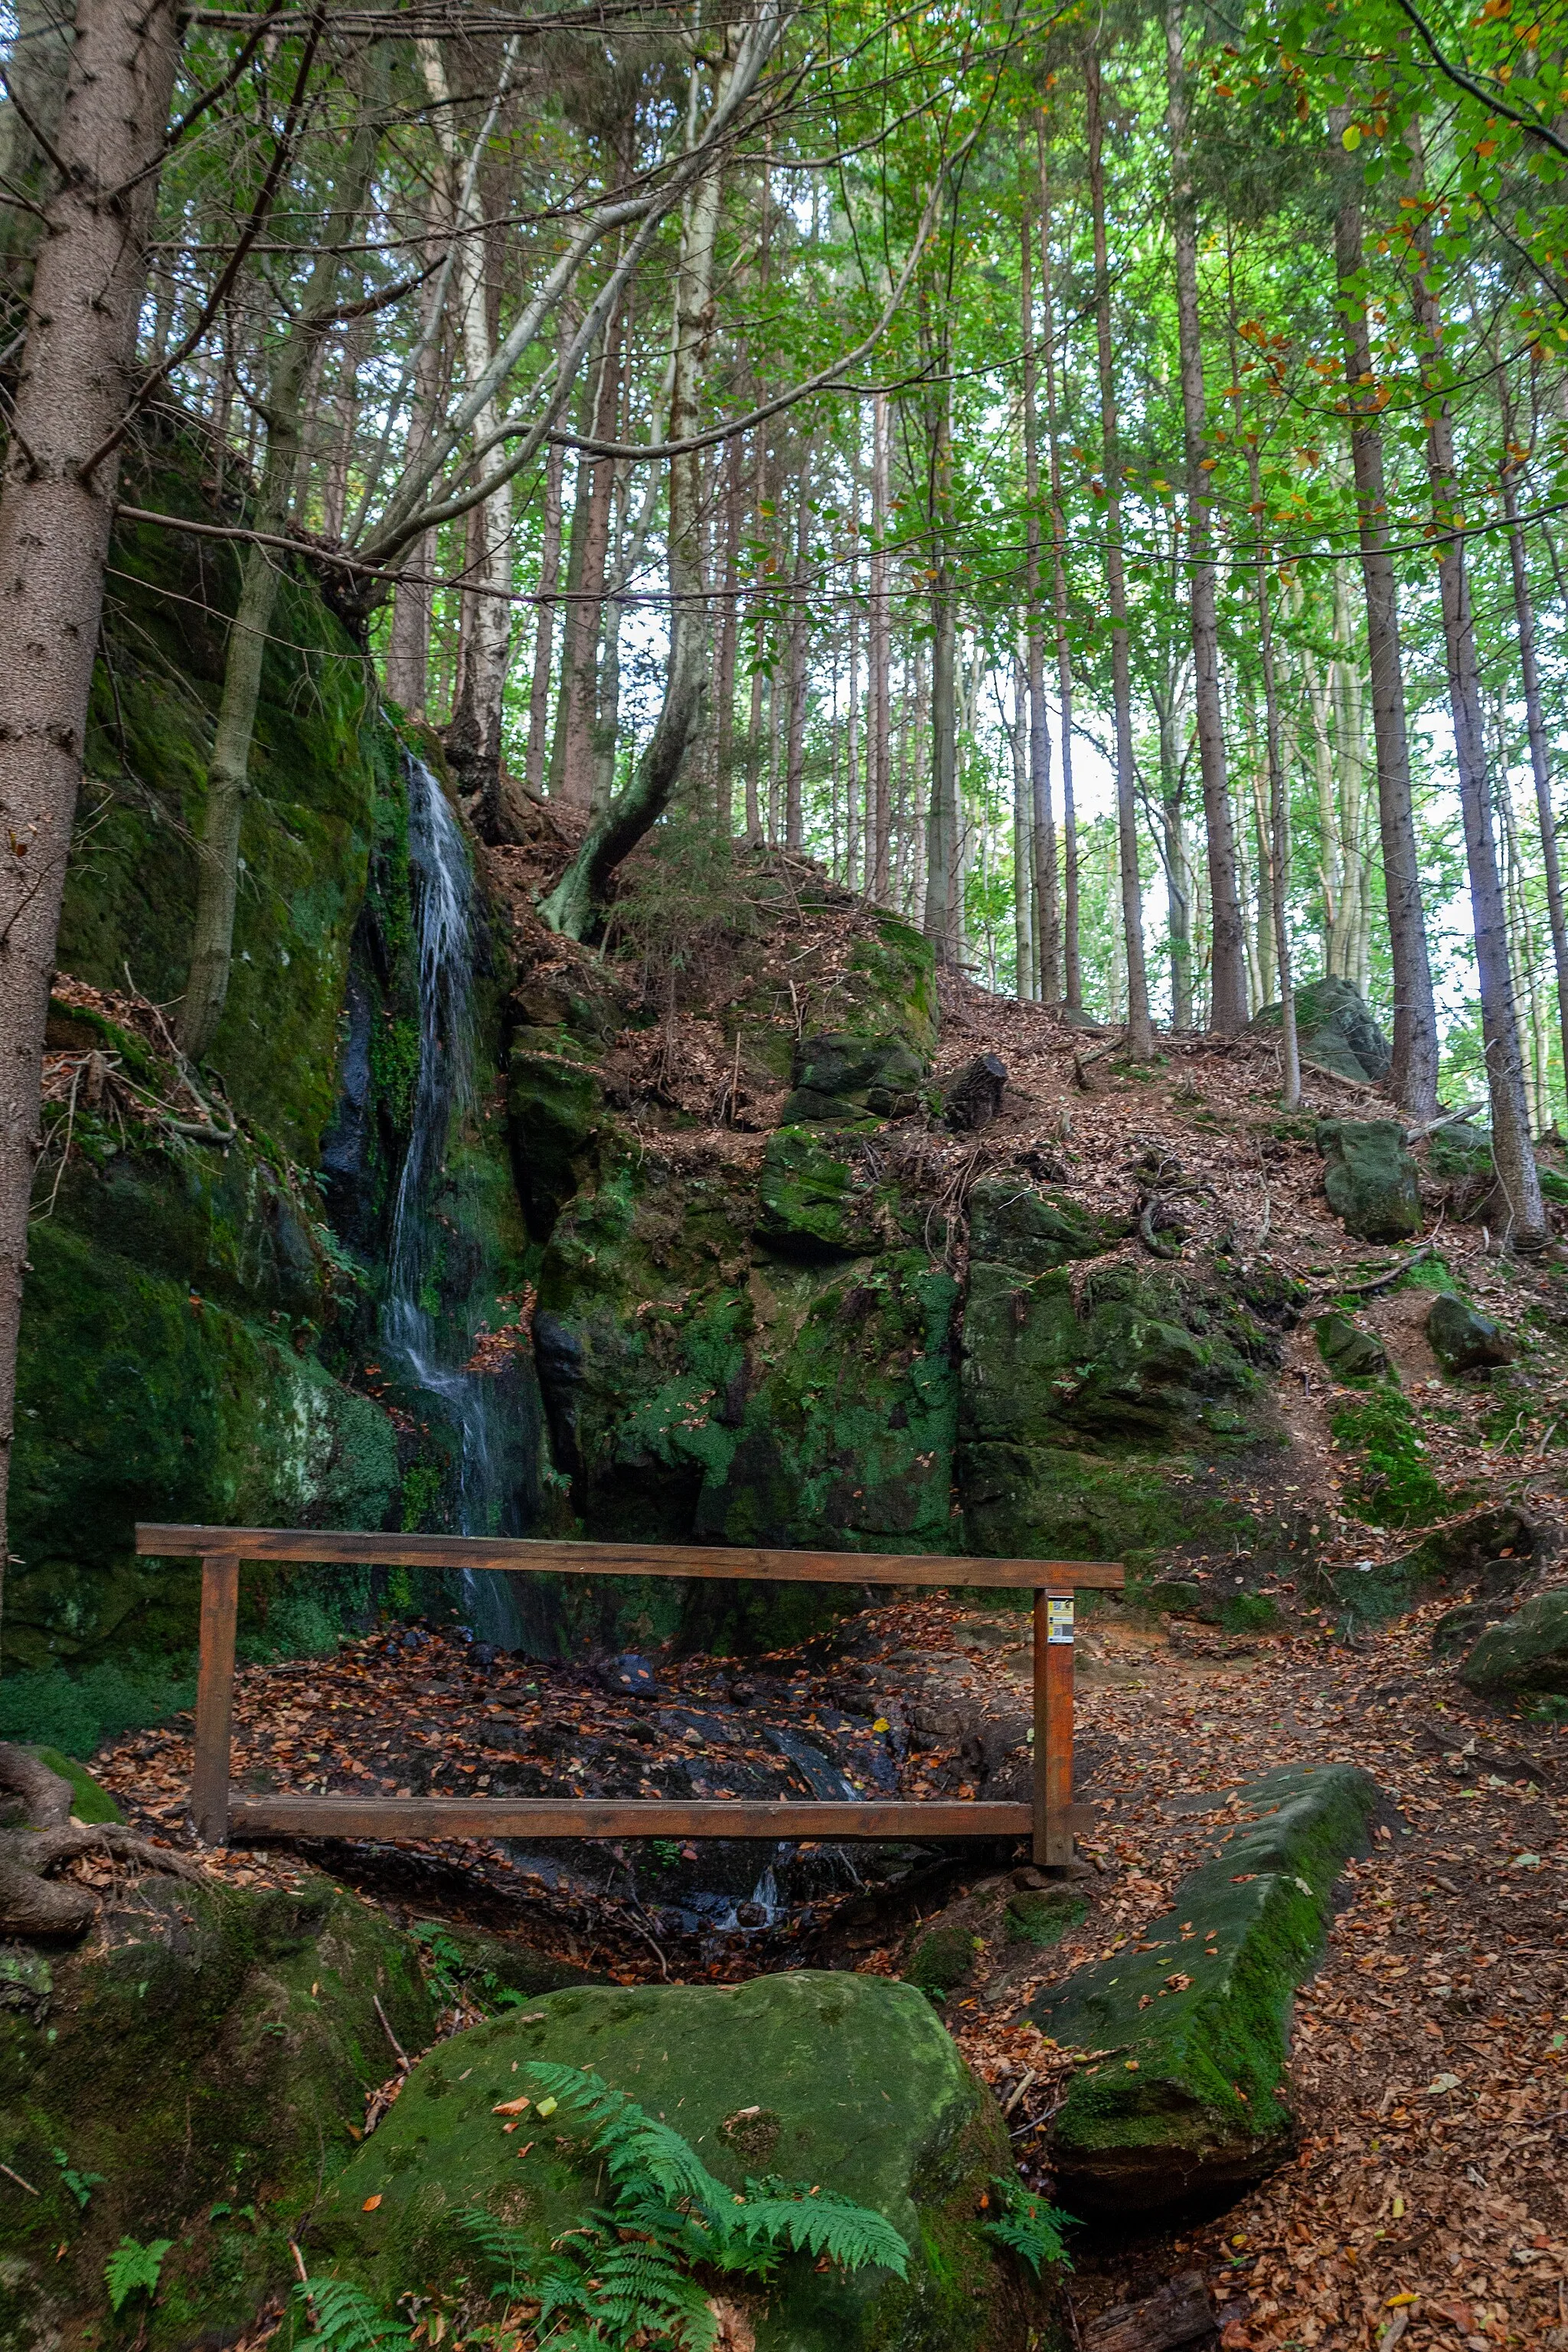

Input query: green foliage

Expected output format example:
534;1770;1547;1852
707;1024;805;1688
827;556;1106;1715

978;2179;1076;2279
1329;1385;1452;1528
294;2276;414;2352
0;1658;194;1757
454;2062;909;2350
105;2236;174;2313
54;2147;105;2209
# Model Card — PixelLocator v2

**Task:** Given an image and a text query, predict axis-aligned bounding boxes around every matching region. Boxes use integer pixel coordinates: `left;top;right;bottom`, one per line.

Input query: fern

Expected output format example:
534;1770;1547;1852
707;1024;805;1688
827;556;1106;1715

104;2237;173;2314
293;2276;414;2352
979;2177;1076;2278
450;2062;910;2348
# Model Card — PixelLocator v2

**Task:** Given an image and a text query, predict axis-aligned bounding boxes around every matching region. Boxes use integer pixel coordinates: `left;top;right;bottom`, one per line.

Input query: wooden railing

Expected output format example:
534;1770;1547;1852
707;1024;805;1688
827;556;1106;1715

135;1526;1123;1865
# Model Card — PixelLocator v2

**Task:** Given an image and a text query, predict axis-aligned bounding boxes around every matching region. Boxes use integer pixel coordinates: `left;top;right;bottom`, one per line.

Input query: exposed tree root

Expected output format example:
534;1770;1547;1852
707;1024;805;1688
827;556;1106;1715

0;1741;206;1939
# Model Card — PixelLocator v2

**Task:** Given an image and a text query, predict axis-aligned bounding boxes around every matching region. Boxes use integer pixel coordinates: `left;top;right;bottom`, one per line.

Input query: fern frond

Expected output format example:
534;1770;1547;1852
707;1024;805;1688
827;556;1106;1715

979;2180;1076;2278
294;2277;413;2352
523;2063;734;2214
721;2190;910;2278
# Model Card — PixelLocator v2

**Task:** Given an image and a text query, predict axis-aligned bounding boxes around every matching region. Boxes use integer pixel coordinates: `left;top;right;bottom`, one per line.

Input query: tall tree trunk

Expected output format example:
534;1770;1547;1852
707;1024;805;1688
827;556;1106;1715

713;430;743;838
1409;206;1545;1244
1500;437;1568;1120
921;314;962;965
1331;141;1439;1116
523;437;566;795
1165;0;1246;1033
1037;129;1080;1007
869;389;893;903
539;42;735;938
844;508;861;891
557;312;622;808
1011;656;1034;998
1153;688;1194;1028
1086;45;1152;1054
1246;448;1300;1107
384;222;446;721
1020;152;1060;999
783;459;810;850
181;66;387;1060
0;0;182;1628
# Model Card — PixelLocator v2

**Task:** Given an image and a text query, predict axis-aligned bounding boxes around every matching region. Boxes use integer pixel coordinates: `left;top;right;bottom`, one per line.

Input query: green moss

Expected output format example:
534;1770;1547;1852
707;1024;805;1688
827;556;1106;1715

22;1749;123;1822
1034;1763;1379;2210
1005;1890;1088;1947
0;1879;435;2350
1459;1591;1568;1696
1329;1384;1455;1529
0;1661;194;1758
304;1973;1034;2352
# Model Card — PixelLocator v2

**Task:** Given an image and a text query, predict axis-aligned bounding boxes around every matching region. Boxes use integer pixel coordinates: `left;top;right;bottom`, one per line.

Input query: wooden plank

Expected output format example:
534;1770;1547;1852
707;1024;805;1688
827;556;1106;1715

1034;1588;1076;1868
191;1555;240;1845
136;1523;1123;1589
227;1795;1098;1842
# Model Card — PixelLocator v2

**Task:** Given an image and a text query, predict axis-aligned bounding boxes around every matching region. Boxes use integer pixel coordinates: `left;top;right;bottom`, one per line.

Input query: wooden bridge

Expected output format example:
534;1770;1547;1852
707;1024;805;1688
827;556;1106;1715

135;1527;1124;1866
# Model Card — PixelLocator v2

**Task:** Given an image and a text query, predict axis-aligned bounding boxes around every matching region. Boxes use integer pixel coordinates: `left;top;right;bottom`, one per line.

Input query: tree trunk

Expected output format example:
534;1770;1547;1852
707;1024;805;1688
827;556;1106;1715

783;459;810;850
869;388;893;903
1011;656;1034;998
1086;46;1152;1056
556;314;622;808
1020;157;1060;1001
538;45;733;939
713;430;743;838
1331;145;1439;1117
0;0;182;1632
1036;129;1080;1008
523;436;566;796
1246;447;1300;1109
1410;211;1545;1244
921;321;962;965
181;65;387;1061
1500;441;1568;1124
1165;0;1247;1034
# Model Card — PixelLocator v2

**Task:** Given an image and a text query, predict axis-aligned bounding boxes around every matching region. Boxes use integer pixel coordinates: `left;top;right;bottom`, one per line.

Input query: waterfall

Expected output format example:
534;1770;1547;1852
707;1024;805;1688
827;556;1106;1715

381;754;521;1649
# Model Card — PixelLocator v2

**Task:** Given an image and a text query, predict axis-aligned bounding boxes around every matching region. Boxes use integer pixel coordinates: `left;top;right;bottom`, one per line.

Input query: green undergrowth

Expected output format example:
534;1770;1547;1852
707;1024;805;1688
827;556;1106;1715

1328;1383;1454;1527
0;1658;194;1758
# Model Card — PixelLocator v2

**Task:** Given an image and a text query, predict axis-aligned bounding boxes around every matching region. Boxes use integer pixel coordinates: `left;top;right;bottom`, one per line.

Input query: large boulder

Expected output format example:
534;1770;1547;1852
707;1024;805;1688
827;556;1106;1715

1427;1292;1514;1374
780;1031;928;1126
1313;1312;1390;1383
305;1972;1039;2352
1459;1589;1568;1696
1251;977;1391;1084
1029;1762;1380;2210
1317;1119;1423;1243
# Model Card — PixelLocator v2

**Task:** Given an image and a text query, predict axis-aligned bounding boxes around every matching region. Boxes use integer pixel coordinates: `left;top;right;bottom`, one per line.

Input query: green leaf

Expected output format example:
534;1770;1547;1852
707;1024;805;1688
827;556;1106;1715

105;2237;174;2313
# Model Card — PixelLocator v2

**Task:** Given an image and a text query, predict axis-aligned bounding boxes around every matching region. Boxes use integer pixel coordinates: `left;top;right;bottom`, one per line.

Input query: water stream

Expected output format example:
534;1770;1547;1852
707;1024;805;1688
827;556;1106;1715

382;754;522;1650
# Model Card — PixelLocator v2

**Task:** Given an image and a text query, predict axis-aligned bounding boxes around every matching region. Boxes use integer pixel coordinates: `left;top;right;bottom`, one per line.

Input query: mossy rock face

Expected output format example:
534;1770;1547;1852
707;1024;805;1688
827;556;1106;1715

9;1220;399;1669
306;1973;1036;2352
959;1192;1282;1561
1031;1762;1380;2211
21;1749;123;1824
780;1031;927;1127
1251;978;1390;1085
1317;1120;1422;1243
1314;1312;1390;1383
0;1877;436;2350
1459;1590;1568;1696
507;1048;603;1240
1328;1384;1454;1532
1427;1292;1514;1375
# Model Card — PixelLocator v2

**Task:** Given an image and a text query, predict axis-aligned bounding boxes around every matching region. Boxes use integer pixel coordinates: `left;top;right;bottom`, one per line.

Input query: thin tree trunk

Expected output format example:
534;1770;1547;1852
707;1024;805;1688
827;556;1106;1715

713;430;743;838
1501;438;1568;1120
1086;46;1152;1054
922;323;962;965
845;524;861;892
1037;130;1080;1008
181;61;387;1060
1011;657;1034;998
1020;153;1060;1001
0;0;182;1627
523;437;566;796
1410;200;1544;1243
870;389;893;903
783;459;810;850
1246;452;1300;1107
1331;136;1439;1116
557;311;622;808
1165;0;1247;1033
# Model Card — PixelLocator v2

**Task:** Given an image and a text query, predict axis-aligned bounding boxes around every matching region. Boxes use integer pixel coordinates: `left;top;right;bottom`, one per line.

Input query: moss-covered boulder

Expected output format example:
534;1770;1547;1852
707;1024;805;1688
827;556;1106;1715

1459;1589;1568;1696
1314;1312;1390;1383
1252;978;1390;1085
507;1047;603;1239
0;1877;435;2350
306;1972;1037;2352
1427;1292;1514;1374
756;1127;877;1258
780;1032;927;1127
1030;1762;1380;2210
1317;1120;1422;1243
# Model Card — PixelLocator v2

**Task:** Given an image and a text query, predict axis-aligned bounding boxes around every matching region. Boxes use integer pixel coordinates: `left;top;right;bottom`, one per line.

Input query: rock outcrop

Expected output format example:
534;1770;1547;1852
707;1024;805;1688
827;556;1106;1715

1317;1119;1423;1243
1459;1589;1568;1696
1250;977;1392;1084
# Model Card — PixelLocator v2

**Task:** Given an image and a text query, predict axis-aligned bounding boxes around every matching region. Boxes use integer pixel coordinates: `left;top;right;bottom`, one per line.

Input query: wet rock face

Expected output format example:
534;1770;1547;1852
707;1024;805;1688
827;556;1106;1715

1250;976;1392;1084
1426;1292;1515;1374
1459;1589;1568;1696
1317;1119;1423;1243
1029;1762;1380;2212
309;1971;1040;2352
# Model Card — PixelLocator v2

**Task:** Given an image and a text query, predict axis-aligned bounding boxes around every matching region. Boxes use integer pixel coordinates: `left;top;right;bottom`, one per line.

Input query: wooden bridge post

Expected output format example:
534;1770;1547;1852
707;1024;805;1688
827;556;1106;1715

1032;1588;1075;1868
191;1553;240;1845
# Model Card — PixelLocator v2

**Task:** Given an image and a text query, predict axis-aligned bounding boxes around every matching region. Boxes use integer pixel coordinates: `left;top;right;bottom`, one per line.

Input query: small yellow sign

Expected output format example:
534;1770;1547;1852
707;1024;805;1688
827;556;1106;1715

1047;1596;1075;1645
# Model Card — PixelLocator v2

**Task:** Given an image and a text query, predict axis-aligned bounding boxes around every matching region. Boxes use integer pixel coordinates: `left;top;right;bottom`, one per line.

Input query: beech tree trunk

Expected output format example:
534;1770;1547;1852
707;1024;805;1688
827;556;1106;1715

0;0;182;1629
1410;215;1545;1245
1086;46;1152;1056
1165;0;1246;1034
523;437;566;796
1331;151;1439;1117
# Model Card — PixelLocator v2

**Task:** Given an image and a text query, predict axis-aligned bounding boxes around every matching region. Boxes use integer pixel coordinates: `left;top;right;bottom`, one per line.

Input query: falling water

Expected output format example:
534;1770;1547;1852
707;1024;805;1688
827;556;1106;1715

381;754;521;1648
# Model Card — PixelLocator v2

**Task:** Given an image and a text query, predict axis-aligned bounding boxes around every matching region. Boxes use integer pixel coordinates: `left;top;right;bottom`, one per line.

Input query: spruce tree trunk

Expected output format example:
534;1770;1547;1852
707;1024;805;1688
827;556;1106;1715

1020;161;1060;1001
1165;0;1247;1034
1011;658;1035;998
1086;46;1152;1055
783;463;810;850
1036;130;1080;1007
869;390;893;903
1331;152;1439;1117
1500;450;1568;1120
0;0;182;1629
713;432;743;837
1410;229;1545;1245
1246;447;1300;1108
